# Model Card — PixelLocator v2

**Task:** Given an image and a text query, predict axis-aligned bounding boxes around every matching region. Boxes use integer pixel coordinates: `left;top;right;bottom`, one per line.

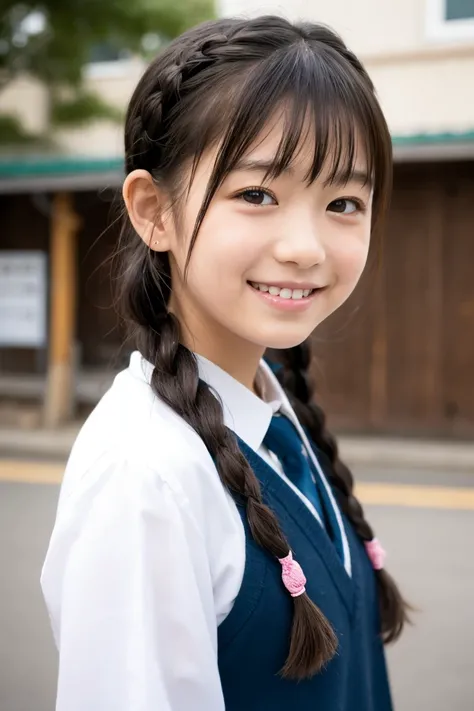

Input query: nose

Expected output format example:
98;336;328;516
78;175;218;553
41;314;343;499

273;217;326;269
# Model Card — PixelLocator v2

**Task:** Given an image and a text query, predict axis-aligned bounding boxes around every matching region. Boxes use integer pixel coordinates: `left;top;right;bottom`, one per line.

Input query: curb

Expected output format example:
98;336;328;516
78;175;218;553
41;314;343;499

339;437;474;472
0;428;473;472
0;427;79;461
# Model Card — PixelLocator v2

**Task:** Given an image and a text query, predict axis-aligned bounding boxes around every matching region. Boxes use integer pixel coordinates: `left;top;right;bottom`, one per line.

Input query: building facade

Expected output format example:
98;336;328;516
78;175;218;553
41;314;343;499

1;0;473;436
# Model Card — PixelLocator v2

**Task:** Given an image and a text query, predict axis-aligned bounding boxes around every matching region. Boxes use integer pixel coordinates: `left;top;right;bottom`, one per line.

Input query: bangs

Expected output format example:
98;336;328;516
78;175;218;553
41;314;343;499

207;40;391;205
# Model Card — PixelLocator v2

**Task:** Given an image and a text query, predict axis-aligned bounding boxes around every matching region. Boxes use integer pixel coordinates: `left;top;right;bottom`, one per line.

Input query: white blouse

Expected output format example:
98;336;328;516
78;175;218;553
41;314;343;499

41;351;350;711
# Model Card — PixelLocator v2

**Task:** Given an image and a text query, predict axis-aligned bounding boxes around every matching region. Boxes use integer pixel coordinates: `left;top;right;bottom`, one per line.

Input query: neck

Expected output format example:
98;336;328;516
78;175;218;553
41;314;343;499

197;339;265;392
195;345;264;393
179;320;265;393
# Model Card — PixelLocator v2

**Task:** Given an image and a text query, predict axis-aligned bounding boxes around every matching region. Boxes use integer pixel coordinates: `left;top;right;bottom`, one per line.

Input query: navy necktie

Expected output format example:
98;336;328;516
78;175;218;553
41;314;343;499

263;413;324;520
263;413;345;564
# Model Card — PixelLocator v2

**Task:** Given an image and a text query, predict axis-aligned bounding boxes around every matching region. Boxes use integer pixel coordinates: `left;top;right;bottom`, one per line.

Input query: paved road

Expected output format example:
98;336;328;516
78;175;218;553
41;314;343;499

0;465;473;711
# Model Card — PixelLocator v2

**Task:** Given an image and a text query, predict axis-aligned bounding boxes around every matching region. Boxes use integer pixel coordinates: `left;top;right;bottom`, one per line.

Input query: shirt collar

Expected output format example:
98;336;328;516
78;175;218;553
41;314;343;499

196;354;280;452
129;350;287;453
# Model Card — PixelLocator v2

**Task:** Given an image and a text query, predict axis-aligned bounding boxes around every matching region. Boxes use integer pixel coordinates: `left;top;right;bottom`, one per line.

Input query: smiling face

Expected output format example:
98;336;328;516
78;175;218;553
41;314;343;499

160;117;373;374
124;115;374;383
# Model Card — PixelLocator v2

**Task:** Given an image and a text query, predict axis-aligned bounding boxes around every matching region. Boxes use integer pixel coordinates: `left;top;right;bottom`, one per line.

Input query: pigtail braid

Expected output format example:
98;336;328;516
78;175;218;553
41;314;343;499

145;313;338;678
268;342;410;643
120;241;337;677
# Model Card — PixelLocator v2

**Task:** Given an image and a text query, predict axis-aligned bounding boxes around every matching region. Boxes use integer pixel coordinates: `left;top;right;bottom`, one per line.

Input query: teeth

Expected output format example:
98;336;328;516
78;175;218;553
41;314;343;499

251;283;314;298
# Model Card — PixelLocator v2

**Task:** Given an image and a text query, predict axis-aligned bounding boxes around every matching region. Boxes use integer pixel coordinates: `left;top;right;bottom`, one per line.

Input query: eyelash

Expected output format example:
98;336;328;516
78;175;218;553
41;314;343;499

328;197;367;215
234;186;277;206
234;187;367;214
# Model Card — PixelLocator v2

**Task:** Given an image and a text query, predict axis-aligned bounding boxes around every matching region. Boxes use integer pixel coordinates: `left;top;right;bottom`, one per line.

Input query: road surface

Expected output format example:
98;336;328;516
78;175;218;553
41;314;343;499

0;460;473;711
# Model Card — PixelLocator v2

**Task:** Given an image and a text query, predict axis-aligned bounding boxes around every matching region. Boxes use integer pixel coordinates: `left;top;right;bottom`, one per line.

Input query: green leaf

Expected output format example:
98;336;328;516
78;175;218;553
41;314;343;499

0;113;40;145
0;0;214;142
0;0;215;86
51;91;123;126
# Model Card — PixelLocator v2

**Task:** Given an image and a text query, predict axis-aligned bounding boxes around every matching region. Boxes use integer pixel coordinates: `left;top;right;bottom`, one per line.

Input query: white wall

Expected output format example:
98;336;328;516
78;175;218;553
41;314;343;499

218;0;474;138
0;76;49;135
218;0;425;56
0;59;145;157
370;53;474;136
55;59;145;156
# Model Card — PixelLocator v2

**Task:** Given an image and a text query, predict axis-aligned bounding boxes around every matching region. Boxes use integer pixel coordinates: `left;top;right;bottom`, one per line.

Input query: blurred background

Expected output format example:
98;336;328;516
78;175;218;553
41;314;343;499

0;1;473;709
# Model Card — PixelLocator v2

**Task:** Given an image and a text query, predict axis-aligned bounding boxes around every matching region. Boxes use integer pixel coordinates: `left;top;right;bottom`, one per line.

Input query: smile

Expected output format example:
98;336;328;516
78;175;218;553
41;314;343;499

249;282;315;300
248;281;325;312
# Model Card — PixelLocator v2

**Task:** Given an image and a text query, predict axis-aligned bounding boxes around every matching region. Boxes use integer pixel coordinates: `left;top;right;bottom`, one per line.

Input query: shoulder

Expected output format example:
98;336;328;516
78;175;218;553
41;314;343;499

58;355;228;525
42;356;246;636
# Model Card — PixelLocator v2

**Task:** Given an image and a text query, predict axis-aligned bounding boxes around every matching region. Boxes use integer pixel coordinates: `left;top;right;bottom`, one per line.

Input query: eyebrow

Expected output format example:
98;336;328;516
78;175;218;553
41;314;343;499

331;169;373;189
233;158;293;176
232;158;373;189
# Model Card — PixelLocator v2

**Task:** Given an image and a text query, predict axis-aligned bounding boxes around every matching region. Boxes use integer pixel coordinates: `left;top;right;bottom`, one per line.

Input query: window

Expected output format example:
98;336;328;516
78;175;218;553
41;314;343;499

426;0;474;40
85;43;135;79
88;45;132;64
445;0;474;21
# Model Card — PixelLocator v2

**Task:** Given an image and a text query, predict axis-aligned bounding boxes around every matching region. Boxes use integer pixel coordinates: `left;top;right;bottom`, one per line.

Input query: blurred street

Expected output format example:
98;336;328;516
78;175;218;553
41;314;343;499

1;457;473;711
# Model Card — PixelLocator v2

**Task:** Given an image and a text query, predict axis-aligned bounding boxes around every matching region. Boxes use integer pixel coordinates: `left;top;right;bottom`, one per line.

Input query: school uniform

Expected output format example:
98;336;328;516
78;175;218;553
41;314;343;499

41;351;393;711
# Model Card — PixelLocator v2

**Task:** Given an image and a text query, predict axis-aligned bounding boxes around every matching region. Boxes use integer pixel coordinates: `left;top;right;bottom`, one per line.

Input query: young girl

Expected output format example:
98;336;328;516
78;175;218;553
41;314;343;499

41;15;409;711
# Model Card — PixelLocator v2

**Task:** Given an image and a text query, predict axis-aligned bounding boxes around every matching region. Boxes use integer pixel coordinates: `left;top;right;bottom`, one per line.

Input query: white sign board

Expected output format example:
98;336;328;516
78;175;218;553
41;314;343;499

0;251;47;347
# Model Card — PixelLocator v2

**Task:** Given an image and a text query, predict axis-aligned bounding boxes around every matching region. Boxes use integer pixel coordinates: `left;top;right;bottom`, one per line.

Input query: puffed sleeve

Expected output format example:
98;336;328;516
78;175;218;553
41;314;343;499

41;457;226;711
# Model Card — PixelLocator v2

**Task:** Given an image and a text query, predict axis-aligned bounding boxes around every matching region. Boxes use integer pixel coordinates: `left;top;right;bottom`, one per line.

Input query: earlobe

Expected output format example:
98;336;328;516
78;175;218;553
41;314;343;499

122;169;171;251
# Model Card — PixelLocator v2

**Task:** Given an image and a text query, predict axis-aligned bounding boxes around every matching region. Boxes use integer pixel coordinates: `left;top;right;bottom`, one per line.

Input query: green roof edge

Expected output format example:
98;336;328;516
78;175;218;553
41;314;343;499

0;156;124;178
0;131;474;179
392;130;474;146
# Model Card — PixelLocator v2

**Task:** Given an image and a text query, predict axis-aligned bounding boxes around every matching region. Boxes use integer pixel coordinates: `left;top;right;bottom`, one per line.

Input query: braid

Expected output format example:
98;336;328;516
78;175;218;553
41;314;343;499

125;27;249;174
269;343;411;643
136;306;337;679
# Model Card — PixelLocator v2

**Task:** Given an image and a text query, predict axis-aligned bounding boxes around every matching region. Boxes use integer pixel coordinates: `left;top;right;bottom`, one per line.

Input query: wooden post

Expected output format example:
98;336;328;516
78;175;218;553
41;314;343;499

369;266;388;429
43;192;80;428
424;175;444;427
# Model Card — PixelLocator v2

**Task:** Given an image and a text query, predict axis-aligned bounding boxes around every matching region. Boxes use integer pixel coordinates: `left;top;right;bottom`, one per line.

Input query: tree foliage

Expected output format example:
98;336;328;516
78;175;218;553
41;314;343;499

0;0;214;140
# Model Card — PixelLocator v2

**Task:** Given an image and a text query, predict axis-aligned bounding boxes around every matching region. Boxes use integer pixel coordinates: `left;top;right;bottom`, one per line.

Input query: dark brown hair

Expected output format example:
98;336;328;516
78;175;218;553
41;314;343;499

117;15;409;680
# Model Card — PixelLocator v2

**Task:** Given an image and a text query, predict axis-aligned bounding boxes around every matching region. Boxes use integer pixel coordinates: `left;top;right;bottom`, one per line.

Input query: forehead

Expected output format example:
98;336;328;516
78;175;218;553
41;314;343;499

186;105;372;198
238;111;370;185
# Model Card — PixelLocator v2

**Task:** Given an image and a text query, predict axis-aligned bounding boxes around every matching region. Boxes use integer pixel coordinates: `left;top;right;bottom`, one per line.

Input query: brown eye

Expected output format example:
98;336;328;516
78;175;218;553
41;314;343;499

239;189;276;206
328;198;359;214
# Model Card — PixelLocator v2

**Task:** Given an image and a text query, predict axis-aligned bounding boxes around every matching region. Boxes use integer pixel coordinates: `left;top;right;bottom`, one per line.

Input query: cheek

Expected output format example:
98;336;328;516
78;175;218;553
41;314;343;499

331;232;371;289
185;210;261;290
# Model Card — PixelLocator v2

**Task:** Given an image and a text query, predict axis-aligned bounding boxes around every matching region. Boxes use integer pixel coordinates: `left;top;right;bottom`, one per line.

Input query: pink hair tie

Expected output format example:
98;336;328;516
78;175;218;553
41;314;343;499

278;551;307;598
365;538;386;570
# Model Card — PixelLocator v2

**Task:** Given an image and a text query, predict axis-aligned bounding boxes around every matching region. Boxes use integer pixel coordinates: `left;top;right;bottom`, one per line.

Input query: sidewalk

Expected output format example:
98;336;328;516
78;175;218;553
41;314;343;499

0;425;80;460
0;423;472;471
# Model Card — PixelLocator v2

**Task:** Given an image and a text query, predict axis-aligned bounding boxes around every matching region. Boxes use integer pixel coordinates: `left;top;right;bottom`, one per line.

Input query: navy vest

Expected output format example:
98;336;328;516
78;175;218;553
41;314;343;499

217;437;393;711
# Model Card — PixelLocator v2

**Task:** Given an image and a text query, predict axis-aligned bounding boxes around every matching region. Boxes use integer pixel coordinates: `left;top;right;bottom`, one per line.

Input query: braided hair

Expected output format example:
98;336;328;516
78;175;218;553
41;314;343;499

117;15;406;680
267;342;410;643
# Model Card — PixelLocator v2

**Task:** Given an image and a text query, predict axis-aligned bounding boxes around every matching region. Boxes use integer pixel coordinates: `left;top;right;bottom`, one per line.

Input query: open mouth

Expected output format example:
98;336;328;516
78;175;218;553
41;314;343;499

248;282;316;300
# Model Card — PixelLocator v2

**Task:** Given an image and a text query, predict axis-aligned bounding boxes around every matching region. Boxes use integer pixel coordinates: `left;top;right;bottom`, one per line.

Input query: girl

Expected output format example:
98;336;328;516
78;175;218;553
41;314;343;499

41;15;409;711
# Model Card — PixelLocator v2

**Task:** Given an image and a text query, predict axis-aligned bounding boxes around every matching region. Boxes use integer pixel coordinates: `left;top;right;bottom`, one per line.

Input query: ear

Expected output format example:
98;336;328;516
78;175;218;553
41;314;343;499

122;169;173;251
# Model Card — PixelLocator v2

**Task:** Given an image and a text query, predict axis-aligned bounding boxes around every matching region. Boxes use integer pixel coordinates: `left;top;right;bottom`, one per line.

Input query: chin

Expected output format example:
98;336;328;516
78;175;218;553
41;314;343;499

253;327;317;351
